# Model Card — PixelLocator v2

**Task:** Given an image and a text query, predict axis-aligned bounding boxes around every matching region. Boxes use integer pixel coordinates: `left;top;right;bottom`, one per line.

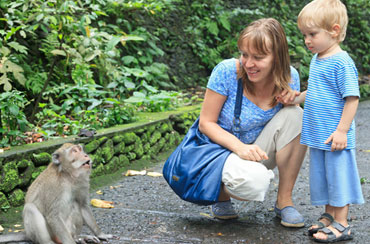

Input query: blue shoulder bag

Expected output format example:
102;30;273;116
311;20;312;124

163;78;243;205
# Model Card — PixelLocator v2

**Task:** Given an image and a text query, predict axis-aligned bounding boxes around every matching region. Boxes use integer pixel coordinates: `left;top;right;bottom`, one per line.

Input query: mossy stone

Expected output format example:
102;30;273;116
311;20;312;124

134;143;144;159
118;155;129;167
0;191;10;210
123;144;135;154
127;152;136;160
102;139;114;163
8;189;25;207
140;132;149;144
112;135;125;144
18;160;35;187
91;163;105;178
123;132;137;145
104;156;120;174
114;142;125;155
17;159;29;169
146;125;156;134
143;143;150;152
159;122;171;134
85;140;100;154
149;131;161;145
0;162;21;193
31;166;47;180
31;152;51;166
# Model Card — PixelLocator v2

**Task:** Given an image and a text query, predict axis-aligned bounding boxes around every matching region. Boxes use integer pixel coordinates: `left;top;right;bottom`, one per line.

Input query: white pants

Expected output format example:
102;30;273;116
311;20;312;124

222;106;303;201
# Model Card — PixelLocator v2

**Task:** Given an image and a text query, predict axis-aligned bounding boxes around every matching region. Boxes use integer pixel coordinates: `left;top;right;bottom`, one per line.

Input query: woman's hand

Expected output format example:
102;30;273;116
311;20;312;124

236;144;269;162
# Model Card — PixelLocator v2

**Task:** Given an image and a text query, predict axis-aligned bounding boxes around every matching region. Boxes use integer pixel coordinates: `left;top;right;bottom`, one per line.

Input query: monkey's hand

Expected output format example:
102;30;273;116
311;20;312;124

76;235;100;243
98;233;118;241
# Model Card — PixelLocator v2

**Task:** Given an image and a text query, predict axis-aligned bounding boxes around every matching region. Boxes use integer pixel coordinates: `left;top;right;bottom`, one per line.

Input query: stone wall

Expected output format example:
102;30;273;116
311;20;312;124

0;108;200;210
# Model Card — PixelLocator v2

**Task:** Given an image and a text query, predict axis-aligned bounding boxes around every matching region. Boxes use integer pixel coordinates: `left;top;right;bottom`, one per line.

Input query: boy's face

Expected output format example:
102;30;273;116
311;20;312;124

299;26;340;58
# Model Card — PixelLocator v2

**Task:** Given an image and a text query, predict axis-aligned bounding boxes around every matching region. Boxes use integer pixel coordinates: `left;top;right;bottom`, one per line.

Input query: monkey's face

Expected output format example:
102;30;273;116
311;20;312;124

52;143;92;177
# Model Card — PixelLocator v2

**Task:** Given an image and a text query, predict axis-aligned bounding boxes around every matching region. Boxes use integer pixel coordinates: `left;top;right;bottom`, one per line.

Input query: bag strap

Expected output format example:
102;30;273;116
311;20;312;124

232;59;243;138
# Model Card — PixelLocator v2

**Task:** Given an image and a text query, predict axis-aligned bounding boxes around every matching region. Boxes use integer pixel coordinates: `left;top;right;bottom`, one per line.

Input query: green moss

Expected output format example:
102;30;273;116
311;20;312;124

84;140;101;154
31;166;47;180
112;135;125;144
101;139;114;162
104;156;120;174
127;152;136;160
0;162;21;193
123;144;135;154
146;125;156;134
159;122;171;134
143;143;150;152
123;132;137;144
98;136;108;145
18;160;35;187
118;155;129;167
149;131;162;145
141;132;149;144
0;191;10;210
8;189;25;207
158;138;166;152
91;163;105;178
31;152;51;166
114;142;125;155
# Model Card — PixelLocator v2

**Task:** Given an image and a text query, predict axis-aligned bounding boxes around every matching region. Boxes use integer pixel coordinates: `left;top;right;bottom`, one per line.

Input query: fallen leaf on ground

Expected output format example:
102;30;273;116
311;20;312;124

200;212;213;218
90;199;114;209
147;172;163;177
110;185;122;190
125;170;147;176
96;190;103;195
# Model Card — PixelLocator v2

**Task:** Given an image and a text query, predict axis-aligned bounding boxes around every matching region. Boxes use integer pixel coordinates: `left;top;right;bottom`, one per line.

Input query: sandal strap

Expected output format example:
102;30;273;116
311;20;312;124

318;212;334;223
331;221;349;233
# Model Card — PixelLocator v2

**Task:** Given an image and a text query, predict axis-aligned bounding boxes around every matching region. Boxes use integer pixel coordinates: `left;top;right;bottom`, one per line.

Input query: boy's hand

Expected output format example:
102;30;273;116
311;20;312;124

324;130;347;152
276;89;301;105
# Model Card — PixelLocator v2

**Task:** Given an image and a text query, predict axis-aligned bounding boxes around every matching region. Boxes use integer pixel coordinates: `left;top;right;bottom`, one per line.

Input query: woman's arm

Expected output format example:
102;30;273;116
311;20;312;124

199;89;268;161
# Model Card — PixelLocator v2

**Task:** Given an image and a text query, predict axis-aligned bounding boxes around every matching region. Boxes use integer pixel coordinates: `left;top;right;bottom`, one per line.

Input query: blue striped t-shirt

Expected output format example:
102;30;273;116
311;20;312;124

301;51;359;150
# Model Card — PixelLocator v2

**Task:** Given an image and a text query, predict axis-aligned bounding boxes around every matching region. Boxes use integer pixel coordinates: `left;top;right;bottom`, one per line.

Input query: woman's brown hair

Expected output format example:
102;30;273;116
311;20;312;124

237;18;292;105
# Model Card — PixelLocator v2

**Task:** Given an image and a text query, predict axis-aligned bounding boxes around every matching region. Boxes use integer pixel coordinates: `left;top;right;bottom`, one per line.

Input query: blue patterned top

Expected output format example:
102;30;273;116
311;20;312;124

207;58;300;144
301;51;359;150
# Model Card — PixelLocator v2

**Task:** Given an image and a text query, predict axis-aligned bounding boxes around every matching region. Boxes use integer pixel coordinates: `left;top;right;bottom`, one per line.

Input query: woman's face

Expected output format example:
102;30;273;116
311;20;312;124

239;39;274;85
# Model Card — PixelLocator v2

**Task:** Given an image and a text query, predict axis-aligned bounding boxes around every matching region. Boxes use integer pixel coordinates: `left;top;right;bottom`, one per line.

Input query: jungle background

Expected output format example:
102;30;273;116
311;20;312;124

0;0;369;149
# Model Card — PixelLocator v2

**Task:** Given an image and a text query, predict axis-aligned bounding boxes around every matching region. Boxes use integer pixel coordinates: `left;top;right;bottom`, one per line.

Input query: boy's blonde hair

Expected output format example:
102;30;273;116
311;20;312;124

297;0;348;42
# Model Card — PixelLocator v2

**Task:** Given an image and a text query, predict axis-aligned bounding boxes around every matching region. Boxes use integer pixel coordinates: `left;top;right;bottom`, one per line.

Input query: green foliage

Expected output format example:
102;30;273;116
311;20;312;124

0;91;31;147
0;0;368;147
124;81;181;112
359;84;370;101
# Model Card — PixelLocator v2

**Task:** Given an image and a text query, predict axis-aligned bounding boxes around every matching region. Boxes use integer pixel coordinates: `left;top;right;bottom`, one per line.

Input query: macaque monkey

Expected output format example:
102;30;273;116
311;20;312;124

0;143;114;244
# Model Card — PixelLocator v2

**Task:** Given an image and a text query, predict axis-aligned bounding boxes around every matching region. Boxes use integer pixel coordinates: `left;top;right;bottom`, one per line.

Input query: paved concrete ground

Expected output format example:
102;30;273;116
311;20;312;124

2;101;369;244
86;100;369;244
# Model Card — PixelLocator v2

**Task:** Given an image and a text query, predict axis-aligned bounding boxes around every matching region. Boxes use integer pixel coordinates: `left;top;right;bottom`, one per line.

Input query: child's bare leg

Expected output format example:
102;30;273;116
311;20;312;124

309;205;335;230
313;205;350;240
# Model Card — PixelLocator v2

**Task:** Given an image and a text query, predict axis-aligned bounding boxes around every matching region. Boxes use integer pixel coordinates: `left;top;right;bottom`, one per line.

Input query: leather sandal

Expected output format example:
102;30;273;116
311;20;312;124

308;212;334;236
313;221;353;243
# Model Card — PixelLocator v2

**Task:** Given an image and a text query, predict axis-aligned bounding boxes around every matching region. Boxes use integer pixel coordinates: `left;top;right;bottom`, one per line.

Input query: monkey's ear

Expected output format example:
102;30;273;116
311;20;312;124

52;152;61;165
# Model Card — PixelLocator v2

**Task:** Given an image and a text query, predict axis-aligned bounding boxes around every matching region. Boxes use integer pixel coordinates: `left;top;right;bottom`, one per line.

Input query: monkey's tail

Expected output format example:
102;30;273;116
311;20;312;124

0;232;31;243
